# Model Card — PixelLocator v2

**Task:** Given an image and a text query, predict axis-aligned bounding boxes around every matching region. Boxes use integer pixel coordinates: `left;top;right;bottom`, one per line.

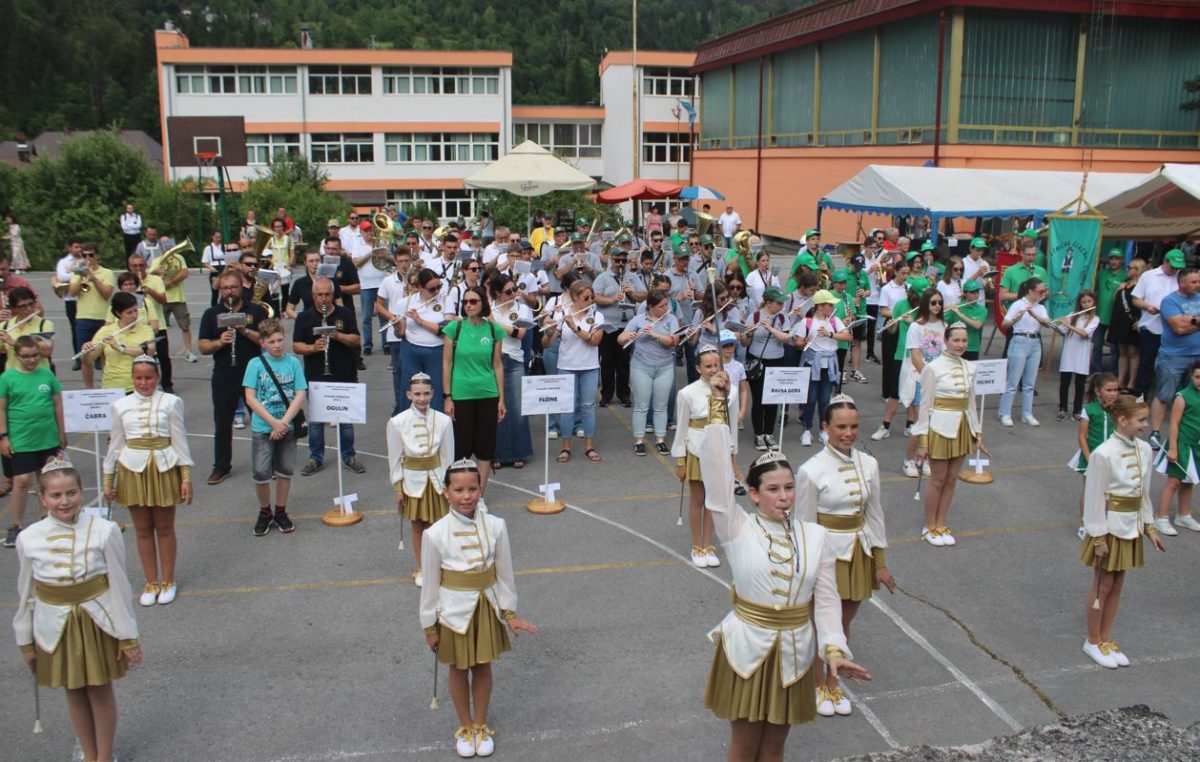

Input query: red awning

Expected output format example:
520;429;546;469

595;179;682;204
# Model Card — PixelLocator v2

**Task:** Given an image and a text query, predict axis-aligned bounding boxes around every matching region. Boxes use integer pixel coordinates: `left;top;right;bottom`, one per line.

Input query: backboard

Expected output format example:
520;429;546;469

167;116;247;167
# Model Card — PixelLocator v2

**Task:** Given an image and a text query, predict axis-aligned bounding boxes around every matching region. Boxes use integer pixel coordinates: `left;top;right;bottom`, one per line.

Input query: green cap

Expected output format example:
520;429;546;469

797;253;818;270
673;248;690;258
1107;248;1123;258
908;275;931;295
602;222;613;231
1165;248;1186;268
616;232;633;244
576;217;589;226
906;250;923;263
1019;229;1038;239
920;241;936;252
962;280;982;293
570;232;586;243
762;286;785;304
970;237;987;249
805;229;820;239
699;234;715;246
832;269;850;283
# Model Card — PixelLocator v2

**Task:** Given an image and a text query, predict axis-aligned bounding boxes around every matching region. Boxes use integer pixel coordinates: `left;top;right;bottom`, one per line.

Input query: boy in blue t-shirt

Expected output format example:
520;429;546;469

242;319;308;536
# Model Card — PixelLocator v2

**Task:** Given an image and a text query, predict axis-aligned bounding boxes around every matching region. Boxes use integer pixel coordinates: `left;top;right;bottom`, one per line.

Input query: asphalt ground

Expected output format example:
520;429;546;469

2;272;1198;761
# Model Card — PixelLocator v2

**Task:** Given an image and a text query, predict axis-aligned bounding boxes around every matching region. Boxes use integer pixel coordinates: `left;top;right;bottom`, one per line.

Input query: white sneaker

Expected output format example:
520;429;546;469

1021;414;1040;426
870;425;890;441
922;527;944;546
1174;514;1200;532
903;424;913;437
999;415;1014;427
473;724;495;757
1077;525;1086;540
816;687;836;717
1082;640;1119;669
820;431;829;444
233;416;246;430
830;686;852;715
922;460;931;477
1107;641;1130;667
1155;517;1178;536
185;351;199;363
139;582;159;607
413;570;423;588
691;547;709;568
903;460;920;478
157;582;177;605
938;528;956;546
574;428;585;438
704;546;720;568
800;430;813;447
454;726;477;757
547;430;559;440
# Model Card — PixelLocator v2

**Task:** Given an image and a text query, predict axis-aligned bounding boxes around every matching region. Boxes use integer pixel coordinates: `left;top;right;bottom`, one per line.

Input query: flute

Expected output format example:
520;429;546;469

1053;305;1096;323
541;304;592;326
620;311;671;349
882;305;919;331
680;300;735;342
71;316;145;361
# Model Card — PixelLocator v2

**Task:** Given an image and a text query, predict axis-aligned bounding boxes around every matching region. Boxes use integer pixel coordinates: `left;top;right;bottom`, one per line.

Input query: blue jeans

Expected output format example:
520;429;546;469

388;342;404;415
542;342;582;435
558;368;599;440
308;422;355;464
399;342;444;413
999;335;1041;418
494;355;533;463
630;358;674;439
802;368;835;430
360;289;379;350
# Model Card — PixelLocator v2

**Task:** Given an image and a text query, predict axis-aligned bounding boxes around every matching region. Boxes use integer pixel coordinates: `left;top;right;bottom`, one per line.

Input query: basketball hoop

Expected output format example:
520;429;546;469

195;151;218;167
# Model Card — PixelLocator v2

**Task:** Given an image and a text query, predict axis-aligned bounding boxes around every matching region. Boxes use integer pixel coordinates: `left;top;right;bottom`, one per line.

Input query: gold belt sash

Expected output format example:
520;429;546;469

933;396;969;411
404;454;441;470
817;512;864;531
127;436;170;450
688;417;709;430
1106;494;1141;512
731;588;811;630
35;575;108;605
440;565;497;591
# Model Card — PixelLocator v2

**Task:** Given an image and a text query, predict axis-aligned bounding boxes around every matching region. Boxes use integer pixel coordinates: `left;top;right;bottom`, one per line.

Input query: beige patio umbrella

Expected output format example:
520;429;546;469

464;141;596;233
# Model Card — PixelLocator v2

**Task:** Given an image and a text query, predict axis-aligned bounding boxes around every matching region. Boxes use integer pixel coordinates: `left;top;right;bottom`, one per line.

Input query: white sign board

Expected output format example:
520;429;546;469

522;375;575;416
308;382;367;424
971;359;1007;396
63;389;126;433
762;366;811;404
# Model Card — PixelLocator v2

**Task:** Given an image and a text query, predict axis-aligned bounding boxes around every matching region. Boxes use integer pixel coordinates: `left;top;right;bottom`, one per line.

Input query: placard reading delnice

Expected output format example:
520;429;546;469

308;382;367;424
522;375;575;416
970;359;1007;396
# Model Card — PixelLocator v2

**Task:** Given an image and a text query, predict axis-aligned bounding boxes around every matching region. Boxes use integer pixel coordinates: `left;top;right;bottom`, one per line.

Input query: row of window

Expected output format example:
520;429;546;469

642;132;692;164
385;189;477;221
246;132;501;165
175;64;501;96
642;67;695;97
512;123;601;158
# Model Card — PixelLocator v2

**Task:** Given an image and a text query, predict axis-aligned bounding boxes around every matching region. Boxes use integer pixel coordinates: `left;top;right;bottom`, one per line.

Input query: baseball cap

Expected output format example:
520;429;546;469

1107;248;1123;258
970;237;987;249
719;330;737;346
762;286;785;304
812;289;840;306
962;280;982;293
519;239;534;251
327;218;341;227
832;269;850;283
1165;248;1185;268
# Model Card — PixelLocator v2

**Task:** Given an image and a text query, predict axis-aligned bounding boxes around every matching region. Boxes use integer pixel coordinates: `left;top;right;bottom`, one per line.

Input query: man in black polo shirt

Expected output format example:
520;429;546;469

198;270;268;484
293;277;363;476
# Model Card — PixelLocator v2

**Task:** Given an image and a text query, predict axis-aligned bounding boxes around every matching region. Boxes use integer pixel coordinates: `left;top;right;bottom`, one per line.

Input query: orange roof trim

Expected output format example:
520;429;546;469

157;47;512;67
599;50;696;75
512;106;605;120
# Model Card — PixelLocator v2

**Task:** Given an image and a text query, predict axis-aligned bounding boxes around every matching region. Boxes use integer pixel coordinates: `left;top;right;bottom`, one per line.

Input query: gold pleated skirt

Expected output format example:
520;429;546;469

1080;533;1144;572
437;596;511;670
928;417;976;460
115;463;182;508
684;452;703;483
836;542;878;602
403;480;449;524
704;641;816;726
35;607;128;689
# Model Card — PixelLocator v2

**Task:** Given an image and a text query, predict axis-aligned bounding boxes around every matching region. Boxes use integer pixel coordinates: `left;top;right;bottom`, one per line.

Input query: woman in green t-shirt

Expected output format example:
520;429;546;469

441;285;507;496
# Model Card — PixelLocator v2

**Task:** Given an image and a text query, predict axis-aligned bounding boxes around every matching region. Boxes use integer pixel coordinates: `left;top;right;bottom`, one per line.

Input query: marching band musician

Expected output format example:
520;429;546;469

126;253;173;393
67;243;116;389
265;217;295;306
397;269;448;414
376;247;415;415
0;286;53;372
555;232;602;287
427;233;462;293
547;281;604;463
593;239;647;408
81;292;156;393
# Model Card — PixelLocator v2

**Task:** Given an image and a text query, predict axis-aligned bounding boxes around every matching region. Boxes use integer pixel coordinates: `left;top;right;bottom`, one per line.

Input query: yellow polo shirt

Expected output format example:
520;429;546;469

69;266;116;320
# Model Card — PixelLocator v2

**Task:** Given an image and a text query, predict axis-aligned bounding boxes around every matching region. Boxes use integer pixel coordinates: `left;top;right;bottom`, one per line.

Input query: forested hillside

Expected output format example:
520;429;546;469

0;0;796;137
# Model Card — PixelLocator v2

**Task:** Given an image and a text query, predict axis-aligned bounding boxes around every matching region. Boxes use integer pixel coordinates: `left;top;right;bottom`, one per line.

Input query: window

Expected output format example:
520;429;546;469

308;65;372;95
386;189;476;222
246;134;301;165
642;132;691;164
643;67;694;97
310;133;374;163
382;66;500;95
174;65;296;95
512;123;601;158
383;133;499;163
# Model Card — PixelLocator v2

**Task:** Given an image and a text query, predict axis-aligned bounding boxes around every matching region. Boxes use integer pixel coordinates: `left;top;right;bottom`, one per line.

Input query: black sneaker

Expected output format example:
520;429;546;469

273;510;295;534
633;442;647;456
4;525;20;548
655;442;670;456
253;512;273;537
362;347;373;356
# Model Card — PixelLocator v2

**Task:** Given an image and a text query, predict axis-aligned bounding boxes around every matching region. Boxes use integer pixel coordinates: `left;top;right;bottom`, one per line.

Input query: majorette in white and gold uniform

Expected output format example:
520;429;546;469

671;374;739;482
386;405;455;523
419;502;519;669
798;445;887;601
103;389;194;507
910;352;980;459
1081;432;1156;572
698;424;851;725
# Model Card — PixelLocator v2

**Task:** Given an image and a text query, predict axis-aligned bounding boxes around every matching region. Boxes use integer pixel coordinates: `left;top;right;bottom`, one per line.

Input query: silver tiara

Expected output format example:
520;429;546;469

411;372;432;382
750;450;789;469
132;354;159;366
447;458;479;472
696;344;720;356
829;393;855;407
41;457;75;475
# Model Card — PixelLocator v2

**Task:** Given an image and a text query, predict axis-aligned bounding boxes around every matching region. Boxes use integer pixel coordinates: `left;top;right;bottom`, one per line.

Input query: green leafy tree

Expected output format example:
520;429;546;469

476;190;605;236
134;180;215;263
239;155;349;249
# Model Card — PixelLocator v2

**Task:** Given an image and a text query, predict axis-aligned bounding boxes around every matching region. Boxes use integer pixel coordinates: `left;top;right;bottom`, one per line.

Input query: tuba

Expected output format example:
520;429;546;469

697;212;716;238
371;214;397;271
254;227;274;269
156;238;194;282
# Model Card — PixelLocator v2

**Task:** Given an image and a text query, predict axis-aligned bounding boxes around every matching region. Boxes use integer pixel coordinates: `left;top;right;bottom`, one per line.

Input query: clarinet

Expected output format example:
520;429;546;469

321;306;332;378
226;298;238;367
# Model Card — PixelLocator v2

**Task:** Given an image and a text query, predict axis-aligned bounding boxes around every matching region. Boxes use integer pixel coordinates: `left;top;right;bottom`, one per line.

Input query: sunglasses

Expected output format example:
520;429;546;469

501;287;517;296
728;285;744;290
466;266;480;272
422;226;433;230
242;262;258;267
462;298;482;305
426;283;443;291
929;300;943;305
83;253;97;258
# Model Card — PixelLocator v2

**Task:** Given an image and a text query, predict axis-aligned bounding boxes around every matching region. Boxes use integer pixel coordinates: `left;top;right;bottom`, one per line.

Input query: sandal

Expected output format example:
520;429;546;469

557;449;571;463
512;460;525;469
0;479;10;498
585;448;602;462
491;461;503;470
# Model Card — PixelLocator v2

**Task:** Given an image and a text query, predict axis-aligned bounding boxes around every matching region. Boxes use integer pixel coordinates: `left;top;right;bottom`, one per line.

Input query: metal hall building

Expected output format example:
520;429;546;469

690;0;1200;242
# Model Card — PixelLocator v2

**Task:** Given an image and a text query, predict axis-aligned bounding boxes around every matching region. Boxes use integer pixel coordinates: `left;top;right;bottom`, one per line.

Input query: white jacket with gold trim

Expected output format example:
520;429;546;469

102;390;194;475
386;407;455;498
419;507;518;634
798;445;887;562
1083;433;1154;540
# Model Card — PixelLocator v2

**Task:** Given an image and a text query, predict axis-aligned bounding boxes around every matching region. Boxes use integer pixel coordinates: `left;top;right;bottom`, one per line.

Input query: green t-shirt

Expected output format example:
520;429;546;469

445;319;507;401
725;249;753;277
950;300;989;353
1095;268;1125;325
907;275;933;298
0;367;62;452
832;294;851;350
999;263;1049;305
892;298;913;361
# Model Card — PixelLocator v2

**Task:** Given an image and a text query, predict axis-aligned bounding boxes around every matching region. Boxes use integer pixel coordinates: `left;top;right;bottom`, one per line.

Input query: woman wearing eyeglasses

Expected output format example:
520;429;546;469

544;281;604;463
445;258;483;318
398;269;448;413
489;275;533;470
936;256;964;309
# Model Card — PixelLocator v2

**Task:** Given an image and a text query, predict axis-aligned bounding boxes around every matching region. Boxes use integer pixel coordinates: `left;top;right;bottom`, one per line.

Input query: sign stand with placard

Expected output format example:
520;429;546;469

308;382;368;526
63;389;127;521
762;366;811;453
960;359;1004;484
522;375;575;514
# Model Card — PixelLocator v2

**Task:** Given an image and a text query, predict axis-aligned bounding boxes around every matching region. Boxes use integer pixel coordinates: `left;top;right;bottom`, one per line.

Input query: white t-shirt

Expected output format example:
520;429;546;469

556;308;601;371
355;238;389;290
482;242;504;268
878;280;908;314
936;280;961;308
1006;298;1048;334
745;269;779;307
491;302;533;362
376;273;409;343
792;314;846;354
904;320;946;364
717;211;742;238
961;255;988;303
1060;315;1099;375
55;254;79;302
1130;266;1177;334
401;291;446;348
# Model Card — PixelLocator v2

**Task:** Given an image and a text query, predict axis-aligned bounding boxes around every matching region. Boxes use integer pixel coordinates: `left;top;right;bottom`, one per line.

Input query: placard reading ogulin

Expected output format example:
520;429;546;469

308;382;367;424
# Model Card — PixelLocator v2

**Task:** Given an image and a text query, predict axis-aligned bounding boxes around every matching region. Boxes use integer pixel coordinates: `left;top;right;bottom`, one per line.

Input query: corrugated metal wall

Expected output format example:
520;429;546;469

733;61;762;146
817;28;874;144
878;13;947;145
700;68;731;147
769;46;816;146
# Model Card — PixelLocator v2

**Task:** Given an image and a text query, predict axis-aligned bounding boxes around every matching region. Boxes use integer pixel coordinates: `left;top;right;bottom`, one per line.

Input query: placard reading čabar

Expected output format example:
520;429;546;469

308;382;367;424
522;375;575;416
971;360;1006;396
63;389;127;433
762;367;811;404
